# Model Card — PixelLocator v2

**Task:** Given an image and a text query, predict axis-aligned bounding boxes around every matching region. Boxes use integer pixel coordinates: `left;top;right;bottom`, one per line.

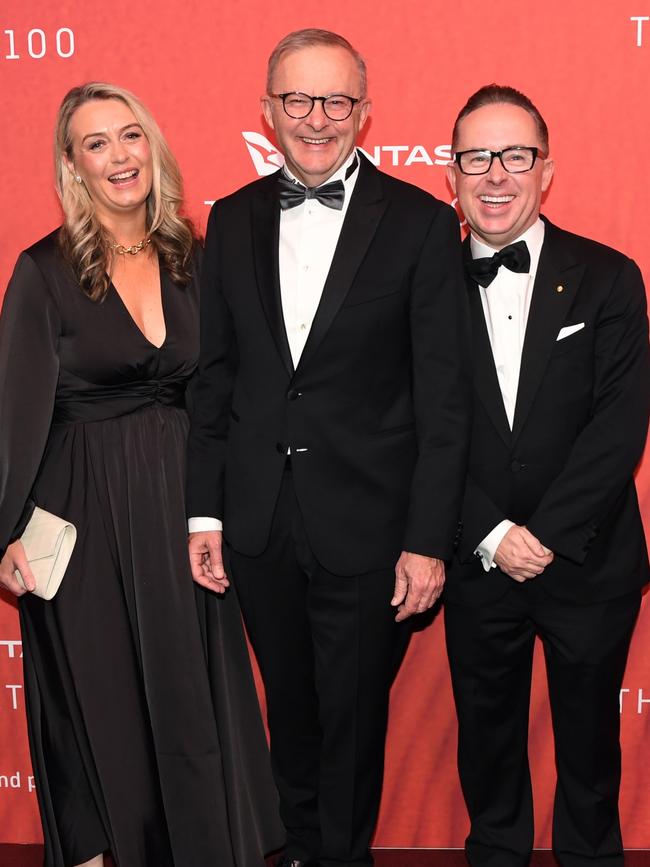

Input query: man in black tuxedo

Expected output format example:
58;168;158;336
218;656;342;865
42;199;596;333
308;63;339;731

186;29;471;867
444;85;650;866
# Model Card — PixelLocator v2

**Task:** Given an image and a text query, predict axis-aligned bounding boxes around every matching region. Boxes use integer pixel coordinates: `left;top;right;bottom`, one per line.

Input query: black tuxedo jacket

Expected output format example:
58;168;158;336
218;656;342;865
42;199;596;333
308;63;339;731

446;218;650;605
187;154;471;576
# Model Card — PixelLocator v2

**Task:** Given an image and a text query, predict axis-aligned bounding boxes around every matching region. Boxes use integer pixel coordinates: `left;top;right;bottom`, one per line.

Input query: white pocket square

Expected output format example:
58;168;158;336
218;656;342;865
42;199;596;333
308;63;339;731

557;323;585;341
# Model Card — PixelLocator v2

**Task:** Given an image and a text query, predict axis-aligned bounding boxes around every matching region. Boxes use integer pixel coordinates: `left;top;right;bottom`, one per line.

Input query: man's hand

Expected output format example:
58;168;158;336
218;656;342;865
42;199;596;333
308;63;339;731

0;540;35;597
188;530;229;593
494;525;553;582
391;552;445;622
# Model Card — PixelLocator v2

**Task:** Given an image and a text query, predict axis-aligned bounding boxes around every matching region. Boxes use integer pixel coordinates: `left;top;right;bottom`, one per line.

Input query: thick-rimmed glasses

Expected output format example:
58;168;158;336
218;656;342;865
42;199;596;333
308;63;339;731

270;92;360;121
454;147;545;175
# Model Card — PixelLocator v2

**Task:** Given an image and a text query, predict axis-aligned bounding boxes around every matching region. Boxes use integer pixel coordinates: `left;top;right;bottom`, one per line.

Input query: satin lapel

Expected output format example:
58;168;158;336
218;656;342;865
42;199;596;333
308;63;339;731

294;158;387;376
511;223;585;443
464;241;512;446
251;174;294;375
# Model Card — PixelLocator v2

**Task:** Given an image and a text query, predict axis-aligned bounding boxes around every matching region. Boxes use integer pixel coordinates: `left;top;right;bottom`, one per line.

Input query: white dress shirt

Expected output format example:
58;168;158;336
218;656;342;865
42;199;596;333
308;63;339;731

189;150;360;533
472;219;545;570
279;151;359;367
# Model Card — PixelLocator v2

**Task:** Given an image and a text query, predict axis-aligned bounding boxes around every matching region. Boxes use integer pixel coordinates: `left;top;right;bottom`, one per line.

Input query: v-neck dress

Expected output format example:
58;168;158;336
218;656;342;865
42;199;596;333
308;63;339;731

0;230;283;867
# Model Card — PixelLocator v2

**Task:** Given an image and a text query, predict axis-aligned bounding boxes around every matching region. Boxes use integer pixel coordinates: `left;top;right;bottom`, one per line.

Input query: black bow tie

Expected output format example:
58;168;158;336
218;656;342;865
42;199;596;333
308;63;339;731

278;175;345;210
277;155;359;211
466;240;531;287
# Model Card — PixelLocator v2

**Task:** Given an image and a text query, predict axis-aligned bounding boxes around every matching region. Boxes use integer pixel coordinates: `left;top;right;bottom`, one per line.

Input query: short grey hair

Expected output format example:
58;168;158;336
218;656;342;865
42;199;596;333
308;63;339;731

266;28;367;98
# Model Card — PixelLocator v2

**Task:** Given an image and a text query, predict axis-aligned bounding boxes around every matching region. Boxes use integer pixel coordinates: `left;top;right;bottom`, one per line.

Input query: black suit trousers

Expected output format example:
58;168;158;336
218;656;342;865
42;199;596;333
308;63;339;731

444;581;640;867
228;465;411;867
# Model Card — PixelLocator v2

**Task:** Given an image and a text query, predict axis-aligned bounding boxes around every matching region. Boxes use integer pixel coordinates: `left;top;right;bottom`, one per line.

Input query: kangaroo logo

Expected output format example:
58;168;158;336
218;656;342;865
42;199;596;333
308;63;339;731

242;131;285;176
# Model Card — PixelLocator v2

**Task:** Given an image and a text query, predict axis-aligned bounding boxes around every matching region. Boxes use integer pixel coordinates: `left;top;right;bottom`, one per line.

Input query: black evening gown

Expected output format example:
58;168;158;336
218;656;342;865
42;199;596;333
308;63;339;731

0;231;283;867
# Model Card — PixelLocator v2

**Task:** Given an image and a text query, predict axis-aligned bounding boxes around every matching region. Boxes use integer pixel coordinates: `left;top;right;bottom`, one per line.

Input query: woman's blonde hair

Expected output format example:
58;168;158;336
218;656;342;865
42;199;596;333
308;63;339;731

55;82;196;301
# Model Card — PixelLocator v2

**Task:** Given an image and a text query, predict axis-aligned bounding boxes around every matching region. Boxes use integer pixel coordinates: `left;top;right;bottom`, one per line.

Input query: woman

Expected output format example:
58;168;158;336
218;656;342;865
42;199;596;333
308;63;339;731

0;82;282;867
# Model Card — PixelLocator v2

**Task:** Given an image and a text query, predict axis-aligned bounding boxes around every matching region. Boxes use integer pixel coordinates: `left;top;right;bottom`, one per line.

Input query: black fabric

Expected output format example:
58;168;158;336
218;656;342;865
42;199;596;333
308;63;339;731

187;154;472;573
466;240;531;287
277;154;359;211
446;218;650;867
0;232;283;867
277;175;346;211
187;153;471;866
445;585;640;867
228;468;411;867
449;222;650;604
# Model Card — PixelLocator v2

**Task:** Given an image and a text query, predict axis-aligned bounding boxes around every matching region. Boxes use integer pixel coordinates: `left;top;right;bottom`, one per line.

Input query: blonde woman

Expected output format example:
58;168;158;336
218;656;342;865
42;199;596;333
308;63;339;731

0;83;281;867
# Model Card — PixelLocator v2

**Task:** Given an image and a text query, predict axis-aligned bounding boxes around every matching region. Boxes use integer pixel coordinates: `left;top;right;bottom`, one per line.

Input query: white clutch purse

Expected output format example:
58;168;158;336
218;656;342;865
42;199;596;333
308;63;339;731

15;507;77;600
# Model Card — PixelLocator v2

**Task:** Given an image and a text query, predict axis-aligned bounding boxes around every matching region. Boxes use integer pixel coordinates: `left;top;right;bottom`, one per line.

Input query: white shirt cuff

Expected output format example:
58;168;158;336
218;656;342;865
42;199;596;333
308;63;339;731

188;517;223;533
475;520;514;572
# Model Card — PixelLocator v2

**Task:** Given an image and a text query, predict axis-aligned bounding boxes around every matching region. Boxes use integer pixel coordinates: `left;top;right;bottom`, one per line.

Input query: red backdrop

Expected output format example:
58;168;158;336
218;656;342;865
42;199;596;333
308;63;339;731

1;0;648;849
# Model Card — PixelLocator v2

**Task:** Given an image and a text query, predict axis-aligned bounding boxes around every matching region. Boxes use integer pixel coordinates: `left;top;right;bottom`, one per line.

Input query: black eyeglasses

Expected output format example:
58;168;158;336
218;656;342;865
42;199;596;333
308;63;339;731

454;147;546;175
270;92;360;121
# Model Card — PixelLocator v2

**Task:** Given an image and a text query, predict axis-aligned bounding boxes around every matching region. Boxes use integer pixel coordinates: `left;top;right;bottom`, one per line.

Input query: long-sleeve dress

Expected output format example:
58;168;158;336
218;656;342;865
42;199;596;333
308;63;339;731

0;230;283;867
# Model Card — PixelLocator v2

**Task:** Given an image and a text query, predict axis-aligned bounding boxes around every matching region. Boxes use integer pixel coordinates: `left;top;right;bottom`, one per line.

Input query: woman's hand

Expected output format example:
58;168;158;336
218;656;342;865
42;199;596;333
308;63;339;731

0;540;36;596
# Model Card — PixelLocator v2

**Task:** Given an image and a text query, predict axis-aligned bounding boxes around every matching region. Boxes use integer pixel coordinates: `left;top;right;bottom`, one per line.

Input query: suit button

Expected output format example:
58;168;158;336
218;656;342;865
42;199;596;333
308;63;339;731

276;442;288;454
510;460;527;472
286;388;301;401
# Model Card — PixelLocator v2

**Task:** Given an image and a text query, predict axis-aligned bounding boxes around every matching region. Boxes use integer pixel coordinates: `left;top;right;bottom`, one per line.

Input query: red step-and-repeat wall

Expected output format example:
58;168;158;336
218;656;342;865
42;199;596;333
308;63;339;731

1;0;649;849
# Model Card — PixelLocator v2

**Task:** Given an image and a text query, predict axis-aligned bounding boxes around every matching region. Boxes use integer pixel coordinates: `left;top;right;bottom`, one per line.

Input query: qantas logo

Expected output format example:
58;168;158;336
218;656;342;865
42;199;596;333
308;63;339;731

242;131;285;175
242;133;453;176
361;143;452;167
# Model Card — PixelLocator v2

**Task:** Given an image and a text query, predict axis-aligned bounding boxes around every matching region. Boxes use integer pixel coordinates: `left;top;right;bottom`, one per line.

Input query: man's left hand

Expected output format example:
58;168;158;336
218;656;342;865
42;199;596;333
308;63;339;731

391;552;445;622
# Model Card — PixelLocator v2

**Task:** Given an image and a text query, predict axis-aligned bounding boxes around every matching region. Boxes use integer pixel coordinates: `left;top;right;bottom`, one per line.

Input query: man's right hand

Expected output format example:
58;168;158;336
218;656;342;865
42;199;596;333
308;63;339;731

494;525;553;582
0;540;36;596
188;530;229;593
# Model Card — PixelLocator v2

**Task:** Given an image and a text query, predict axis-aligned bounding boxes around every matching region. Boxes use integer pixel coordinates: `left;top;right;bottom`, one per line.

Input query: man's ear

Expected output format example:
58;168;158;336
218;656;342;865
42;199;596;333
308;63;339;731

261;95;275;130
357;98;371;132
446;162;458;195
541;157;555;192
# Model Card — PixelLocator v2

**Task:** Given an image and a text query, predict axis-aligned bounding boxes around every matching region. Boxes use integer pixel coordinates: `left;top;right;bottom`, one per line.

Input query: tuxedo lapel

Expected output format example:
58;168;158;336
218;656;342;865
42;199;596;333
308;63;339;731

464;241;512;446
295;156;388;375
511;222;585;442
251;173;294;375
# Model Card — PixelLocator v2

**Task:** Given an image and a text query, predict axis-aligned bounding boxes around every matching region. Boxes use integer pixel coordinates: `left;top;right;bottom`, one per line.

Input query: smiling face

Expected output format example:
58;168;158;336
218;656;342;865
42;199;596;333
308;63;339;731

64;98;153;228
262;44;370;187
447;102;554;249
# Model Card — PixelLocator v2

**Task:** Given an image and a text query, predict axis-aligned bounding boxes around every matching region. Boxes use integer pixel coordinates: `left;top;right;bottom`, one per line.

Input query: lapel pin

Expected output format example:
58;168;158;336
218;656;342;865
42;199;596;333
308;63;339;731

556;285;565;293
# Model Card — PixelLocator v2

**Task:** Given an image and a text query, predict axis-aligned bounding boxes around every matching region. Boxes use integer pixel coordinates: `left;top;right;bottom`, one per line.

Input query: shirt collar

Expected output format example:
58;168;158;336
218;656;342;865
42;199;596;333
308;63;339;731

282;148;359;192
470;218;545;268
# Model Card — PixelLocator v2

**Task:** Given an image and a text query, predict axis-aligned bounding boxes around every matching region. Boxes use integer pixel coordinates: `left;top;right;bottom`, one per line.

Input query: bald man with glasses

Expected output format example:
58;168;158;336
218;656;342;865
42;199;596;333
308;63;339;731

444;84;650;867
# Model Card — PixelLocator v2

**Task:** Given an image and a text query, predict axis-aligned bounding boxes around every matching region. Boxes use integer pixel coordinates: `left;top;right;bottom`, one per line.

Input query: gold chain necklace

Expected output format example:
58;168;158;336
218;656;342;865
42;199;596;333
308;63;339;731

111;237;151;256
